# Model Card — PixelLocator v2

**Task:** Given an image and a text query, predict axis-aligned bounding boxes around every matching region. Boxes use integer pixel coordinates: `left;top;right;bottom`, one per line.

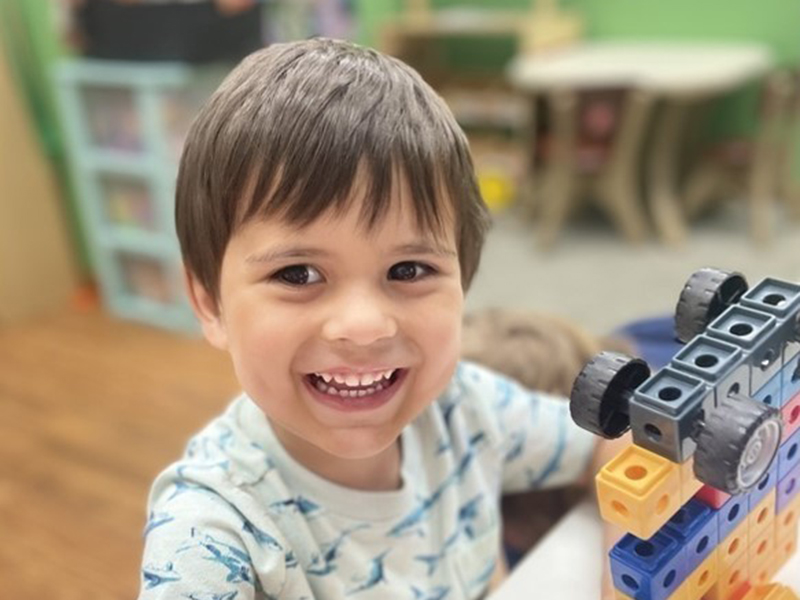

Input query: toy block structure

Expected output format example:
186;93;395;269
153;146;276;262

570;268;800;600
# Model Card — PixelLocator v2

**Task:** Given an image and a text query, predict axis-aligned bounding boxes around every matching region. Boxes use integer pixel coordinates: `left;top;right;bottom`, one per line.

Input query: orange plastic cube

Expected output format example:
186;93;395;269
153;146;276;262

741;583;800;600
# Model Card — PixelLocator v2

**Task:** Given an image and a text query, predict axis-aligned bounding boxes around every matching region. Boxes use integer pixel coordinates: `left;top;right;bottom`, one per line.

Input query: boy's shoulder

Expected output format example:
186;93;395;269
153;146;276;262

444;360;536;414
435;360;531;443
147;395;283;515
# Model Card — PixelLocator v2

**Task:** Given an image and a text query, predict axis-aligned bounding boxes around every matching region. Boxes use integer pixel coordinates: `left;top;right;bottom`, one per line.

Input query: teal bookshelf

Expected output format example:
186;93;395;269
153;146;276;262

55;59;225;333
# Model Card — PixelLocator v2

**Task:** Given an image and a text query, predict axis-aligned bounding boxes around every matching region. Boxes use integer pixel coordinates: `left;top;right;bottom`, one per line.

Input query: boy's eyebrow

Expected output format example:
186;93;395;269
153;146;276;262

245;241;456;265
391;242;457;258
245;246;328;265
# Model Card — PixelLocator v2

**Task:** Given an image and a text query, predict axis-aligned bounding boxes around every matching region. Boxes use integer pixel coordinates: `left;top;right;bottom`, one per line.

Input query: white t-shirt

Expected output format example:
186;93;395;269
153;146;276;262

139;361;595;599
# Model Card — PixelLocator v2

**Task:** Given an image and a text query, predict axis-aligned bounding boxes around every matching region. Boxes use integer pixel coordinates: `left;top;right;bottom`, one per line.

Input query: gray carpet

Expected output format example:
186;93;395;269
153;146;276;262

466;200;800;335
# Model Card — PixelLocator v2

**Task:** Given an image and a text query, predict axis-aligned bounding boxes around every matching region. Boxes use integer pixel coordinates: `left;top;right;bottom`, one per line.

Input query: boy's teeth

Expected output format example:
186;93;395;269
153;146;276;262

315;369;397;388
314;380;383;397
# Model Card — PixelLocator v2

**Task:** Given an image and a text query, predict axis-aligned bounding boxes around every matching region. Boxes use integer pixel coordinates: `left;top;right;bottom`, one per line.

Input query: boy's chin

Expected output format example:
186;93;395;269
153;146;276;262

319;429;401;461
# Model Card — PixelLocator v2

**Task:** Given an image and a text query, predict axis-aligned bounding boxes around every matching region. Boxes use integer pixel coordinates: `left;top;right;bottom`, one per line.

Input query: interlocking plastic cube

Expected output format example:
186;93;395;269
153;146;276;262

596;445;682;540
609;531;687;600
704;551;749;600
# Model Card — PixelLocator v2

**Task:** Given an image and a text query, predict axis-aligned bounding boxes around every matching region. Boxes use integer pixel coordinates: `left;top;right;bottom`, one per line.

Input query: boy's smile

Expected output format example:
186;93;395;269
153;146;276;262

188;175;464;490
304;367;407;412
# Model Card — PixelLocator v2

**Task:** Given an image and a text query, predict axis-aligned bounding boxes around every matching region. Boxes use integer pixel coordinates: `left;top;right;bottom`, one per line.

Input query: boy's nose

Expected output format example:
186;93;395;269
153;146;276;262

321;289;398;347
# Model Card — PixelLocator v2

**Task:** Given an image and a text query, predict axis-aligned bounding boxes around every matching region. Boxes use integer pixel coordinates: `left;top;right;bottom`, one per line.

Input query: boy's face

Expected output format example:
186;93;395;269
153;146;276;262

189;176;463;474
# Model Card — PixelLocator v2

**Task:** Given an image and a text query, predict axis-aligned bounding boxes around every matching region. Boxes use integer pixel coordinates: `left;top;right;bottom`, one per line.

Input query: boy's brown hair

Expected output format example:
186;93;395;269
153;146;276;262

175;38;491;302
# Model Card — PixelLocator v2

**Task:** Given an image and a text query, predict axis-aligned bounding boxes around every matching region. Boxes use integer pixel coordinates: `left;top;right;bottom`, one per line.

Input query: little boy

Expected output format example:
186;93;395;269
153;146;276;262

140;38;610;600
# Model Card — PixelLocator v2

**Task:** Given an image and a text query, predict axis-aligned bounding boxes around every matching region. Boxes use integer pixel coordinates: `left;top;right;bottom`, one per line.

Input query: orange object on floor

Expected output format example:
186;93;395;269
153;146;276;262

741;583;800;599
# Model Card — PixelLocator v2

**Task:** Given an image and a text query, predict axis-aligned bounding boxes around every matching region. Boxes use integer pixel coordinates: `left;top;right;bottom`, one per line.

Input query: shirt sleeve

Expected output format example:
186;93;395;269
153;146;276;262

139;477;288;600
460;361;597;494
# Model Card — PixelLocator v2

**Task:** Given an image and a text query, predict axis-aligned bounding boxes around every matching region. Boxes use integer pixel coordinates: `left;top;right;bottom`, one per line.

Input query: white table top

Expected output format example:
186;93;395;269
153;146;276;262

490;498;800;599
508;41;774;95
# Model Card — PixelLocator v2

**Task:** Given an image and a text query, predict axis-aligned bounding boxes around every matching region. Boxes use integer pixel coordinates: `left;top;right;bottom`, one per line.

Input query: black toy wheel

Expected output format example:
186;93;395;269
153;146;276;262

570;351;651;439
674;268;749;343
693;396;783;495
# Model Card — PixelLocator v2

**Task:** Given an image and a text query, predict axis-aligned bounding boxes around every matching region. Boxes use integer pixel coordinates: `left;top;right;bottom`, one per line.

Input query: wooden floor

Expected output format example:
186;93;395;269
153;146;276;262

0;309;239;599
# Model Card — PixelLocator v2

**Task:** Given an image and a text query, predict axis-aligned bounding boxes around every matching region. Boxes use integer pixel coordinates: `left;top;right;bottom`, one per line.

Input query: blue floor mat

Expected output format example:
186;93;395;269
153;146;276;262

615;314;682;370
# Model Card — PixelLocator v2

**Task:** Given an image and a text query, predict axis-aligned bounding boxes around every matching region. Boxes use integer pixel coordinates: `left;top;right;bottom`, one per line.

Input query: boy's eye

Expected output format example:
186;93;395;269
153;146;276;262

272;265;322;286
388;261;434;282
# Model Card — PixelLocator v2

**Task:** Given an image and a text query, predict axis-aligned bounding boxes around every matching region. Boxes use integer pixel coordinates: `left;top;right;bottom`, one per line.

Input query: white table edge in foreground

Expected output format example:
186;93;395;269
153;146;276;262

490;498;800;599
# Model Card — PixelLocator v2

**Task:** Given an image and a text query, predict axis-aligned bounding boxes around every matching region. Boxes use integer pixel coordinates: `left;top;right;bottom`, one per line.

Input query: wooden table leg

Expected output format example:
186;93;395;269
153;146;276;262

536;89;577;249
780;76;800;221
595;89;653;243
517;94;539;221
647;98;692;246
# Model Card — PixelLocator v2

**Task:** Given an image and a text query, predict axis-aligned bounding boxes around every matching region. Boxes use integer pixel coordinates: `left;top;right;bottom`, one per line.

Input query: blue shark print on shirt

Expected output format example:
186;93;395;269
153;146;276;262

268;495;322;518
390;432;486;538
177;533;254;586
456;494;483;540
388;486;444;538
413;495;484;575
308;524;370;577
412;585;450;600
503;430;525;464
527;409;567;488
144;511;175;537
166;480;218;502
241;519;283;552
447;431;486;486
493;378;514;412
466;558;496;593
248;443;277;472
346;550;390;595
142;561;181;589
177;460;230;480
186;592;239;600
186;427;235;461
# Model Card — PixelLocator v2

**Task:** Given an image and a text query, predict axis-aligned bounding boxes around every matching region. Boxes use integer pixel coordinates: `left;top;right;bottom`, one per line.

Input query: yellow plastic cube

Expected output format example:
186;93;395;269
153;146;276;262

748;490;777;540
681;455;703;504
702;552;749;600
750;553;778;588
718;518;749;572
596;444;681;539
775;493;800;542
773;524;798;576
685;550;718;599
748;526;775;576
667;581;689;600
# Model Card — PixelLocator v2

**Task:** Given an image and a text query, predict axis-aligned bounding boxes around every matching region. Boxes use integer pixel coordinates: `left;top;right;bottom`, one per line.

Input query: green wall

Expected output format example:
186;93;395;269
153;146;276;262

578;0;800;66
356;0;800;64
0;0;89;276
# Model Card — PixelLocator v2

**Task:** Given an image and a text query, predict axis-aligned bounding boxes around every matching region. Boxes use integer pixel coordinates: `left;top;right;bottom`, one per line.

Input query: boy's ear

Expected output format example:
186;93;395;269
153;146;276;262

185;268;229;351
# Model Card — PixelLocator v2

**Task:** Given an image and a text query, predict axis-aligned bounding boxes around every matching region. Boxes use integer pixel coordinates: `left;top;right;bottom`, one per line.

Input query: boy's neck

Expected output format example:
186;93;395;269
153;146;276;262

270;421;403;492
